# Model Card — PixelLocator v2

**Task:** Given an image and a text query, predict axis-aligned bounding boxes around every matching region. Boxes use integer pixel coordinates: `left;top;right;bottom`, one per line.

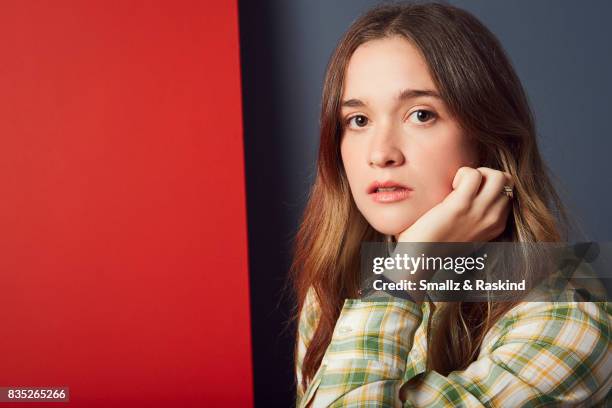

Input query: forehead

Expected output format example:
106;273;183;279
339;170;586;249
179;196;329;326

342;36;436;99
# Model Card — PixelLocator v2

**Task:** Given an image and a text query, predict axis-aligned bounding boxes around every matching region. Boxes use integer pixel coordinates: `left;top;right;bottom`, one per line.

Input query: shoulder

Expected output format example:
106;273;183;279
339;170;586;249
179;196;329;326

483;300;610;353
295;286;323;403
479;300;611;402
298;286;321;345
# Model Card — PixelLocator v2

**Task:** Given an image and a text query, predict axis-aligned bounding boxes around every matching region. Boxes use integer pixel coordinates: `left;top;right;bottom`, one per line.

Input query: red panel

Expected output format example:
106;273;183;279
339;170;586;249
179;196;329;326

0;1;252;406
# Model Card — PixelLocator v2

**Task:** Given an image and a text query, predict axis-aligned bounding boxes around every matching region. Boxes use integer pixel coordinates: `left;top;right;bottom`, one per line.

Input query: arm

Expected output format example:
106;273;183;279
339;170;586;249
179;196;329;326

301;297;611;407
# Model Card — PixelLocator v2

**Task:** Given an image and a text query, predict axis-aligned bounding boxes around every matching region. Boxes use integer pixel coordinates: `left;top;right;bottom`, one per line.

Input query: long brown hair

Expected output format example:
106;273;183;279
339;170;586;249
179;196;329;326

289;1;569;391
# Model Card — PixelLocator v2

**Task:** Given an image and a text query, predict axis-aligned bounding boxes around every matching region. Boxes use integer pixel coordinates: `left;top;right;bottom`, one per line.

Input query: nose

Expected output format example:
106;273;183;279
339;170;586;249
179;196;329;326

368;125;405;168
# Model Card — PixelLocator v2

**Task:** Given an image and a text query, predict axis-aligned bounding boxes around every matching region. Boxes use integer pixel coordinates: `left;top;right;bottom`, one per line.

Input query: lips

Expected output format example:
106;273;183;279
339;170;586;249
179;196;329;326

367;180;413;203
367;180;411;194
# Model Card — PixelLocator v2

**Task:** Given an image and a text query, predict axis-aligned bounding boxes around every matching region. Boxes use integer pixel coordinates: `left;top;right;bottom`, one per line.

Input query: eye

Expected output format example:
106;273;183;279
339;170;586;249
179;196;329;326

345;114;369;129
408;109;437;124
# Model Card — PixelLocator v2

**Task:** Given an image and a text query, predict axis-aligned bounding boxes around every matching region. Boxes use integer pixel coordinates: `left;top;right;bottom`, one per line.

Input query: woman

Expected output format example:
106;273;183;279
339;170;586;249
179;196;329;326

290;2;611;407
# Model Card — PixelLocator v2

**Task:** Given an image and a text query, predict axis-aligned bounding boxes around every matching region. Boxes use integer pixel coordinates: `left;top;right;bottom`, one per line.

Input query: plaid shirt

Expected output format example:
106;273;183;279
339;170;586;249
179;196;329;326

295;287;611;407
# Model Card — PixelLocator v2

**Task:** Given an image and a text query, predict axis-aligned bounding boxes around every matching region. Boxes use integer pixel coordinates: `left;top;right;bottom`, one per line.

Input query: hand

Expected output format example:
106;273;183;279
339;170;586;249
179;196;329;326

378;167;513;303
397;167;514;243
381;167;513;304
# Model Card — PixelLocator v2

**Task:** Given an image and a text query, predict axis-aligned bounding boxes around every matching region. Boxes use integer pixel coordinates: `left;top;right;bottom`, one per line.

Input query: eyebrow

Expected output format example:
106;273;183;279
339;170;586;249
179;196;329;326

341;88;441;108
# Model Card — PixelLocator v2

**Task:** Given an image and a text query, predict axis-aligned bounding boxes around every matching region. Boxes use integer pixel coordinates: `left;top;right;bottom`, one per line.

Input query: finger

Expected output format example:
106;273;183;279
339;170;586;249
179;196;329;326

474;167;514;207
485;192;513;238
450;166;483;202
490;187;513;216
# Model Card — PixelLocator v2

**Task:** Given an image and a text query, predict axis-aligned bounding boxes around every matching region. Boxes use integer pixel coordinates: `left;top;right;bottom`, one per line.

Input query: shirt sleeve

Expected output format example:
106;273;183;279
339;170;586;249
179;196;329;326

300;297;611;407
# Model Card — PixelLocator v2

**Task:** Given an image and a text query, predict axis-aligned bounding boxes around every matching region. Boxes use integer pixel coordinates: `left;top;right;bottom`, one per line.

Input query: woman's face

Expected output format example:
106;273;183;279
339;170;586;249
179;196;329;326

340;36;478;236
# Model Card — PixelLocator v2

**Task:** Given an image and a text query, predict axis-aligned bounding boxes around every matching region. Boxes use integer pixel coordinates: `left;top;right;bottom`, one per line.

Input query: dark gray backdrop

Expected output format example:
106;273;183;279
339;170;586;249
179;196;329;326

238;1;612;406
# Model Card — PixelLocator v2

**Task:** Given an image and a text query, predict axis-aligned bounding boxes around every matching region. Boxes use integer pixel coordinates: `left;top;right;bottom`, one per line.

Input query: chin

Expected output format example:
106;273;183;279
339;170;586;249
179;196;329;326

361;210;416;237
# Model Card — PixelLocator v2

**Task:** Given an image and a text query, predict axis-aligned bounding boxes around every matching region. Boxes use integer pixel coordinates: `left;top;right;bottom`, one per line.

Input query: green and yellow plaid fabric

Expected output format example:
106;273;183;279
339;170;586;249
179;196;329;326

295;287;611;407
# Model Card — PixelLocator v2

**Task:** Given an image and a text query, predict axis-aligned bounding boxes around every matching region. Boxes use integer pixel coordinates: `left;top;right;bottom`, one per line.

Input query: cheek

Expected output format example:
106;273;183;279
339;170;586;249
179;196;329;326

411;135;474;201
413;161;453;204
340;139;361;186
